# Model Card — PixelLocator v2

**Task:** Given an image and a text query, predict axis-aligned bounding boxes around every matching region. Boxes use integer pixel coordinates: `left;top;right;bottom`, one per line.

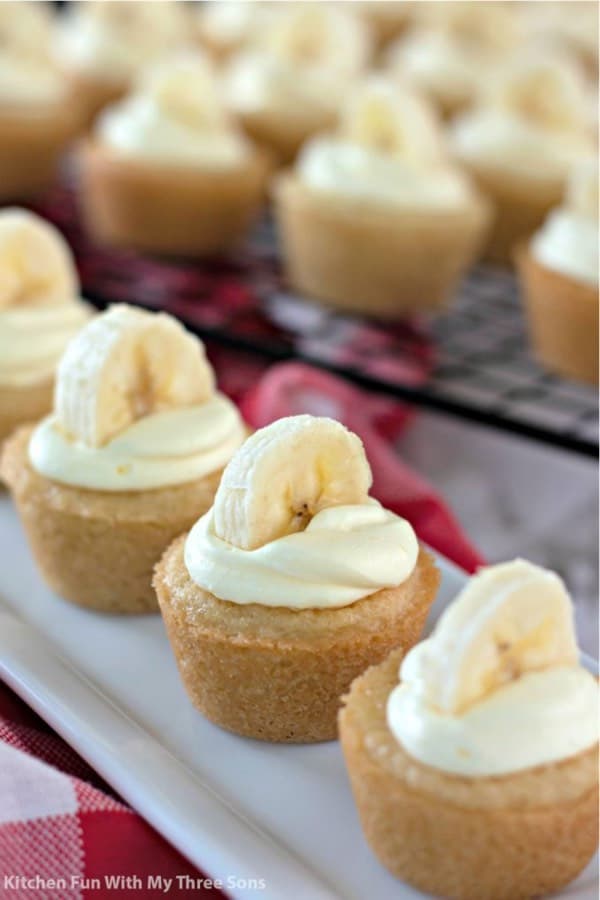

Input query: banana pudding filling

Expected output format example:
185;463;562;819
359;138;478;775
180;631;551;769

1;304;246;613
0;208;91;445
154;414;440;743
339;559;599;900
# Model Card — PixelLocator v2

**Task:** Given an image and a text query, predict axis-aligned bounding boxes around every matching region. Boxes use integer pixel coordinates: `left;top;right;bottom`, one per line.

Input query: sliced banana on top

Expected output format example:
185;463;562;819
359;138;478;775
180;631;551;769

139;54;226;131
0;209;79;310
340;76;444;163
413;559;578;715
485;53;590;133
213;415;373;550
55;305;215;448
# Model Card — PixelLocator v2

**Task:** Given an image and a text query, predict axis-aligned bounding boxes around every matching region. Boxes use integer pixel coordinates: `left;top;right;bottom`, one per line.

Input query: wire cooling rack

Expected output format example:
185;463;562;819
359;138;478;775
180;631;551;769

34;188;598;458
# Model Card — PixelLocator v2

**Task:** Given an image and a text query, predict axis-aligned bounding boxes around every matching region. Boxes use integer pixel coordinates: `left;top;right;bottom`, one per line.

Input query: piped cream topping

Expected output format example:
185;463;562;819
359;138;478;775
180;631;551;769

387;559;599;775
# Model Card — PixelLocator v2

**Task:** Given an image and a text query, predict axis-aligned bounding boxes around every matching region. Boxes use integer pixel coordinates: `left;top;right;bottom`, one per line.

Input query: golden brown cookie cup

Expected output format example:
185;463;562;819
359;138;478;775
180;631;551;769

0;103;81;200
1;425;224;614
517;245;599;385
77;139;271;257
154;537;439;743
456;160;566;266
0;380;54;446
339;647;599;900
273;173;491;317
64;70;128;127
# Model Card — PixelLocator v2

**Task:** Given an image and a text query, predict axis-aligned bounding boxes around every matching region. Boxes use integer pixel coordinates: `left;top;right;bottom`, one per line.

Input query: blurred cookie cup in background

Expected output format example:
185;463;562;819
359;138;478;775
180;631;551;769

195;1;278;62
1;305;246;613
274;77;490;318
355;1;414;51
450;51;595;266
0;209;91;446
223;2;372;165
0;1;82;199
386;1;519;119
339;560;599;899
52;1;189;125
78;55;270;258
517;158;599;385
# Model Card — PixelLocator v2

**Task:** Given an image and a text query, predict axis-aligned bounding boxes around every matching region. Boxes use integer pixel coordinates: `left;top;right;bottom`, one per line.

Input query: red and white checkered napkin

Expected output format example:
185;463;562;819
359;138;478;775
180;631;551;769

0;685;217;899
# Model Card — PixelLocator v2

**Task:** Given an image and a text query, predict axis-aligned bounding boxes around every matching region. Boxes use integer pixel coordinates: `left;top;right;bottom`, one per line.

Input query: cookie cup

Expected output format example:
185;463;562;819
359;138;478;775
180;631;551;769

154;538;439;743
517;246;599;385
1;425;224;614
0;104;81;200
456;161;565;266
339;647;599;900
78;139;271;257
274;173;491;317
0;379;54;446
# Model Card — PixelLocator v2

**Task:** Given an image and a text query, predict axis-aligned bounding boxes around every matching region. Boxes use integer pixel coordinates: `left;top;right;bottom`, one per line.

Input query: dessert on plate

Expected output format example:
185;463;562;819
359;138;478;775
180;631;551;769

79;54;270;258
386;1;519;119
0;209;91;446
154;414;439;743
518;157;599;385
340;558;599;900
224;2;371;164
0;1;82;199
450;51;595;265
53;0;189;124
274;76;490;317
1;304;246;614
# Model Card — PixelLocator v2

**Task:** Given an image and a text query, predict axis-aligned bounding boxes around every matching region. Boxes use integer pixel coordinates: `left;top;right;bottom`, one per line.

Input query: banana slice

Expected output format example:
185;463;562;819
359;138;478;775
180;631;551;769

140;55;225;131
55;305;215;448
416;559;578;714
0;209;79;310
567;157;599;221
213;415;372;550
341;76;444;162
486;53;589;132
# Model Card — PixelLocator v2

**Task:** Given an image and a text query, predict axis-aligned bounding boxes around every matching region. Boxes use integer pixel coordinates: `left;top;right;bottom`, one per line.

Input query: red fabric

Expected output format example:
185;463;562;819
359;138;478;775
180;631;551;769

1;358;484;897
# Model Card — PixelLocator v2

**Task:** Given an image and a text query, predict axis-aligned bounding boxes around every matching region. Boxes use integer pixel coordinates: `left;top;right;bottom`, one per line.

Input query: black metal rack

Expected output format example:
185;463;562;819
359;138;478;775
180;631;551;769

36;191;599;458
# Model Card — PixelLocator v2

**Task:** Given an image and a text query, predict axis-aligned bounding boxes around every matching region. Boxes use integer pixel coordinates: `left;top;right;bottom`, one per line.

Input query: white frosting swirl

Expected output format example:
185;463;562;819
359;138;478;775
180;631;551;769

184;500;419;609
225;52;350;124
390;30;488;106
29;393;246;491
451;109;593;181
54;2;187;85
532;158;599;285
532;211;599;286
97;57;250;167
297;137;471;209
388;643;599;775
0;302;91;388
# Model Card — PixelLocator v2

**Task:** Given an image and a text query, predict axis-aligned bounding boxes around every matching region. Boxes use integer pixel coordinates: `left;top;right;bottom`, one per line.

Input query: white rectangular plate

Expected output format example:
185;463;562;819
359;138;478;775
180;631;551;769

0;495;597;900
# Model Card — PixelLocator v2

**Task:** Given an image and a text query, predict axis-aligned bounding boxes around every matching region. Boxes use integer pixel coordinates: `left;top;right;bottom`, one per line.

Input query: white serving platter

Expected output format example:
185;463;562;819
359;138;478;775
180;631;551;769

0;495;597;900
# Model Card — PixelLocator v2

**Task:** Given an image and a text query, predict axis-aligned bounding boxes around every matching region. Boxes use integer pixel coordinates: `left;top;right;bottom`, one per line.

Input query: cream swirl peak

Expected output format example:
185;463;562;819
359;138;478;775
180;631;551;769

184;415;419;609
297;77;470;208
0;208;91;388
98;55;250;166
29;305;246;491
450;52;594;179
387;559;599;775
532;157;599;286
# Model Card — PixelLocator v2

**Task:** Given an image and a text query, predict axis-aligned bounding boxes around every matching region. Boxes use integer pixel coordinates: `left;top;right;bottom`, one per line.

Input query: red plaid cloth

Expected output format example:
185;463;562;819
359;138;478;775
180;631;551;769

0;360;484;897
